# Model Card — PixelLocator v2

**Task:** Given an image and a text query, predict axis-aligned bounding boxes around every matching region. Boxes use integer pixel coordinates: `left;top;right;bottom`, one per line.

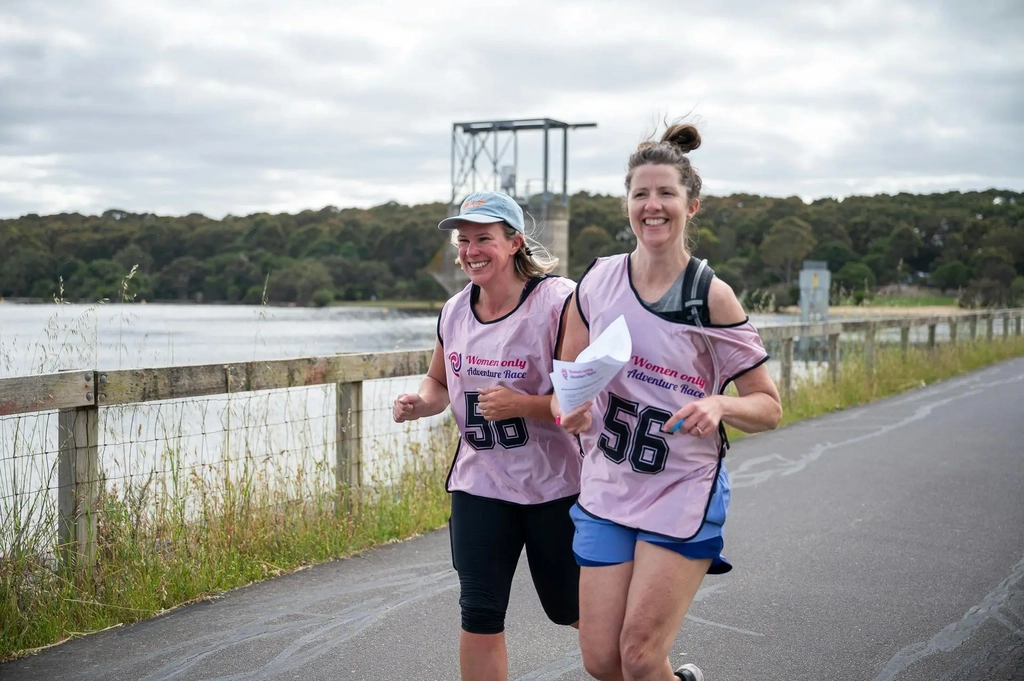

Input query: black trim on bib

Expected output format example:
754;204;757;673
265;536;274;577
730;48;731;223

716;354;772;457
469;275;555;325
574;258;601;330
553;291;574;361
444;436;463;493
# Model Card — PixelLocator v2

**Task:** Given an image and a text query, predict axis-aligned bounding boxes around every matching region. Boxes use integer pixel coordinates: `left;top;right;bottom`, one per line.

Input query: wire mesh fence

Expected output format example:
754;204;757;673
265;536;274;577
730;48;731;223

0;410;61;563
757;315;1016;387
1;377;453;561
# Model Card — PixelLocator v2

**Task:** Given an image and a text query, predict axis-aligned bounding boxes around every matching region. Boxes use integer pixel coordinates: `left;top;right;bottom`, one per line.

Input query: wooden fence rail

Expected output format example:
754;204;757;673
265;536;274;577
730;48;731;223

2;307;1022;567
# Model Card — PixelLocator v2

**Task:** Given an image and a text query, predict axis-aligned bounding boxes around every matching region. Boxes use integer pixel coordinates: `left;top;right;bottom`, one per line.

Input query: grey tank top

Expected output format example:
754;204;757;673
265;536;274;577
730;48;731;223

643;269;686;314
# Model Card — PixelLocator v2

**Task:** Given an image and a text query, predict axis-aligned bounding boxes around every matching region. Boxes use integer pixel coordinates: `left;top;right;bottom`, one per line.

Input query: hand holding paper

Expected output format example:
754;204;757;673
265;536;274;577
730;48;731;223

550;314;632;415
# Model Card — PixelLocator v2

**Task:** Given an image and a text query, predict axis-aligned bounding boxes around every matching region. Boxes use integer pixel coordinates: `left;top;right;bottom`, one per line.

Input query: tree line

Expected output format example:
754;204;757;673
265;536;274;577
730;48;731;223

571;189;1024;308
1;189;1022;308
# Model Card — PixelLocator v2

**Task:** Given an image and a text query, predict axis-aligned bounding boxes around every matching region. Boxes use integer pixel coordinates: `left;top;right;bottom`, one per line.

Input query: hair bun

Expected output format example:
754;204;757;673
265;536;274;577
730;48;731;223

661;123;701;154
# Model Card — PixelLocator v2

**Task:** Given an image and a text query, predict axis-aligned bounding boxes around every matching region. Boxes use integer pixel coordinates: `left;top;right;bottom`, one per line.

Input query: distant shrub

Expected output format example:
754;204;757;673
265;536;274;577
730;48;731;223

310;288;335;308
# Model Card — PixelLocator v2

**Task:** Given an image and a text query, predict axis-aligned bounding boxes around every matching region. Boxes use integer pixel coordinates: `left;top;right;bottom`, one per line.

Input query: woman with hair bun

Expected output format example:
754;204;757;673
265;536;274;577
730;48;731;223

393;190;581;681
554;122;782;681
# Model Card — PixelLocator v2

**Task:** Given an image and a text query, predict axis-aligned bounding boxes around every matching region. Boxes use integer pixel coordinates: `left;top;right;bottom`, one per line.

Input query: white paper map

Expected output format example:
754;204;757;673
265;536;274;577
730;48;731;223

550;314;632;414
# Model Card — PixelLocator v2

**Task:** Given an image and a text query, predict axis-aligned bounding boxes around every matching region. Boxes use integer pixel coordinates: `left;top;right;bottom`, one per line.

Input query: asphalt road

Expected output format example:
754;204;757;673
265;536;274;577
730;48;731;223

4;358;1023;681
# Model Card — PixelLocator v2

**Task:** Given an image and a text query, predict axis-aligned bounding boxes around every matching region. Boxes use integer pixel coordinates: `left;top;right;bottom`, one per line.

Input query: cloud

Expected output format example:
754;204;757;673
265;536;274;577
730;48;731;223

0;0;1022;218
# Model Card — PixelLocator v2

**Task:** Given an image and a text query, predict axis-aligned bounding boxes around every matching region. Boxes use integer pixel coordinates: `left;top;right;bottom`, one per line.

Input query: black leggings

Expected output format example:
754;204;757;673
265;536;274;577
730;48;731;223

449;491;580;635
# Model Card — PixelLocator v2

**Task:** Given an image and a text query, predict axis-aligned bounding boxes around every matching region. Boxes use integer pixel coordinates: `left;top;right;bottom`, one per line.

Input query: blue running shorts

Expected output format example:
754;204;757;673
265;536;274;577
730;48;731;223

570;466;732;575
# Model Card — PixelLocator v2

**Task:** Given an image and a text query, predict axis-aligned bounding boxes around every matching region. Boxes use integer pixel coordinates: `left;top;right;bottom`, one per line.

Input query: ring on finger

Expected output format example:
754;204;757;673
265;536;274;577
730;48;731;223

695;426;703;436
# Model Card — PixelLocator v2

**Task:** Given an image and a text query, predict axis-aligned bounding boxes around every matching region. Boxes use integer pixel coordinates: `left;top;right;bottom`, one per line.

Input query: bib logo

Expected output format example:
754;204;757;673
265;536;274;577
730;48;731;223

448;351;463;376
561;368;568;380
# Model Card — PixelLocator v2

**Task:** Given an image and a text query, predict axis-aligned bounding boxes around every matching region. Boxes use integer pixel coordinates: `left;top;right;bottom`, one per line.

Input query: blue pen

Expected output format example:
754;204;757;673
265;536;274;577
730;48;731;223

668;418;685;433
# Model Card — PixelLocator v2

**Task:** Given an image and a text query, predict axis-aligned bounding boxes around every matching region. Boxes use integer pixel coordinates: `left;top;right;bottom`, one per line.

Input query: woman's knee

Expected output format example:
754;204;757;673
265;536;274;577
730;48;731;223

580;645;621;681
619;626;667;679
579;620;624;680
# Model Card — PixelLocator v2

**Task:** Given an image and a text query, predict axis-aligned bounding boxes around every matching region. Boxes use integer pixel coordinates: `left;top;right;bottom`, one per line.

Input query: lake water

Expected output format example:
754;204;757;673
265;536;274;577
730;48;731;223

0;302;443;376
0;301;802;375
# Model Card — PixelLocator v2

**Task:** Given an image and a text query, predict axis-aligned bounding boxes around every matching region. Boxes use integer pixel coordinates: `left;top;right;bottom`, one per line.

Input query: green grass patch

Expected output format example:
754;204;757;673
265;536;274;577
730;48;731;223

1;426;457;661
863;294;958;307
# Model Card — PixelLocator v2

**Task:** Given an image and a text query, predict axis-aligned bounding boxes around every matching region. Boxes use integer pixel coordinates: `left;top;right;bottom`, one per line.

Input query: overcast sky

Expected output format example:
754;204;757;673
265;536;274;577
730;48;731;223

1;0;1022;219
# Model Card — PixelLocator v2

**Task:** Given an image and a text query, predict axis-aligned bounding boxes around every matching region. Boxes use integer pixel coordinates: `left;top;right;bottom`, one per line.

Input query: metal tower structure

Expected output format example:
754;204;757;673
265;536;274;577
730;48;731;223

427;117;597;295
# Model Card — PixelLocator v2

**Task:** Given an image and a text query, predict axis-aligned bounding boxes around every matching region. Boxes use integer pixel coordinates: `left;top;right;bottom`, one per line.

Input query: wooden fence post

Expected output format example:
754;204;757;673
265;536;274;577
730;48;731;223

336;381;363;508
1017;313;1022;337
57;372;100;569
828;333;840;384
970;315;978;342
927;324;937;351
865;324;876;375
780;338;794;403
900;326;911;360
1003;312;1010;339
987;313;994;342
949;321;958;345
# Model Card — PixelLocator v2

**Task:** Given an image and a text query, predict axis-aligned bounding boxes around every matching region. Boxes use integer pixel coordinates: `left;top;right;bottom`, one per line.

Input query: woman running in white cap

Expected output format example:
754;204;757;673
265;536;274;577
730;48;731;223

393;190;582;681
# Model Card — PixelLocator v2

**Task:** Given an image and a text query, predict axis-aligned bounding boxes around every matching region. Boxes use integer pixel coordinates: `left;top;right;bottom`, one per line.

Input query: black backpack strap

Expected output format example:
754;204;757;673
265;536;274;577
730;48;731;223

681;257;714;326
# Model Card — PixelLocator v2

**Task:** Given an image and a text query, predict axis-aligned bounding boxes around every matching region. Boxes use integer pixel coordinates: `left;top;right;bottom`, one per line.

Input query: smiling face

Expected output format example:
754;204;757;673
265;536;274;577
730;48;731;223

456;221;521;286
626;164;700;250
